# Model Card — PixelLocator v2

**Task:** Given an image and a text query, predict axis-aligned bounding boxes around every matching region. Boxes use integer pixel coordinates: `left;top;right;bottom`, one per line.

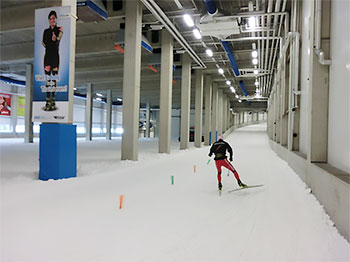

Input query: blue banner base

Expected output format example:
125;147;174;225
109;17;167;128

39;123;77;181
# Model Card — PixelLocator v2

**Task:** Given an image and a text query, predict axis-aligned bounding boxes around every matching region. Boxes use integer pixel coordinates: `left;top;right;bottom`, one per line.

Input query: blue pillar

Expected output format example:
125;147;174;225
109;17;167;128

39;123;77;180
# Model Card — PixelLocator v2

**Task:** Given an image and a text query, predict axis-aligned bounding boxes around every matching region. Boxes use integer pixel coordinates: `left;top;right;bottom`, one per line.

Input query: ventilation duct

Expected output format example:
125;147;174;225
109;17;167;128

200;0;248;97
77;0;107;22
115;29;153;53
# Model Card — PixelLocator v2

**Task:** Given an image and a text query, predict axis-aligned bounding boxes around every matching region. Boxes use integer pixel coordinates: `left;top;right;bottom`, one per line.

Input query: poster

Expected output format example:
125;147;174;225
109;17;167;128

0;93;12;116
17;96;25;117
33;6;71;122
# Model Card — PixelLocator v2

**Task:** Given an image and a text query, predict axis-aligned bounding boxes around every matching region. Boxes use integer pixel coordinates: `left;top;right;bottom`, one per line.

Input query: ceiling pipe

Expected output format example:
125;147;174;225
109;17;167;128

202;0;247;96
314;0;331;65
140;0;206;68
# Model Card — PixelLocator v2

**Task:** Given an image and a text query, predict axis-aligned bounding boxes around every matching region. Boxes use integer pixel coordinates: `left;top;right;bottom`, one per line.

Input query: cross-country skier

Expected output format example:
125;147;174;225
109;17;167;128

208;135;246;190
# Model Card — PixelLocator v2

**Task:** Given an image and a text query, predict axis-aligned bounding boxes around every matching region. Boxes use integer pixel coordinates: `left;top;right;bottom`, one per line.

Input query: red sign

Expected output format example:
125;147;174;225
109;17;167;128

0;93;12;116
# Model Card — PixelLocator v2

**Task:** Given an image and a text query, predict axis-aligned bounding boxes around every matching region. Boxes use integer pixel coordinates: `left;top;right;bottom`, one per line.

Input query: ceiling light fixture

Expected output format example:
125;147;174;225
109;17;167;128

193;28;202;39
235;94;239;98
252;58;258;65
218;68;224;74
252;50;258;58
183;14;194;27
238;99;242;103
206;49;213;57
226;80;231;85
248;16;256;29
254;69;259;75
255;81;259;86
96;93;103;97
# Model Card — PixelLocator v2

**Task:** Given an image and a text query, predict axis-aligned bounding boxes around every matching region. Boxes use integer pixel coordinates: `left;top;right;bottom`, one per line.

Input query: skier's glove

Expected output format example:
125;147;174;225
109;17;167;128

229;157;233;162
208;153;212;157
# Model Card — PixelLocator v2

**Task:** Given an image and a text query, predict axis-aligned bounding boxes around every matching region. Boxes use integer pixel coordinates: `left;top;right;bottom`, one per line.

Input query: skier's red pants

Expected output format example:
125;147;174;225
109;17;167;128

215;159;240;182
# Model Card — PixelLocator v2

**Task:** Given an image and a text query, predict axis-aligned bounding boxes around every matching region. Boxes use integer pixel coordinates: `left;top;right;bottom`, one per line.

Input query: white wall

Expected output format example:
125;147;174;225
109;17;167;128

328;0;350;173
299;0;313;156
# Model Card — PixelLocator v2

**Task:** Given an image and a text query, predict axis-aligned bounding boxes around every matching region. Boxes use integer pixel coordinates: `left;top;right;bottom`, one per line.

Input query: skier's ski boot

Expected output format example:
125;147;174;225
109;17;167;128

238;179;247;188
218;182;222;191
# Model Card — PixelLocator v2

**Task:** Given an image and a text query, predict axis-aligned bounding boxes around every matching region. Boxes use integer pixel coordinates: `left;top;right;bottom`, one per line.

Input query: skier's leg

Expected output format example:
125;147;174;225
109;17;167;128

224;159;240;180
50;68;58;111
215;160;223;189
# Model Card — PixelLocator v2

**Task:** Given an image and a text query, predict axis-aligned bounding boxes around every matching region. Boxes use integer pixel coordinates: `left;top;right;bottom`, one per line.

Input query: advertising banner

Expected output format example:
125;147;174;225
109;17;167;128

0;93;12;116
33;6;71;122
17;96;25;117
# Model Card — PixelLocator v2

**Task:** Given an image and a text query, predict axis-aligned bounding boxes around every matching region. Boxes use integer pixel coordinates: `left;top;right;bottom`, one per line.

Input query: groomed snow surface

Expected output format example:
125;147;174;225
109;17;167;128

1;123;349;262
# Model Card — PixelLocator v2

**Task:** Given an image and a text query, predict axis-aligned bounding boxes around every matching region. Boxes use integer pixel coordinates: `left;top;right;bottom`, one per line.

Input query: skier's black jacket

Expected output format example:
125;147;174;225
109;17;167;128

208;139;233;161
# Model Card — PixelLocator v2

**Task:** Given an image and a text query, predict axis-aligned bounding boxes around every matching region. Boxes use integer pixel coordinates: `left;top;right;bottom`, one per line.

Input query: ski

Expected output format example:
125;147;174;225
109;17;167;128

227;184;264;193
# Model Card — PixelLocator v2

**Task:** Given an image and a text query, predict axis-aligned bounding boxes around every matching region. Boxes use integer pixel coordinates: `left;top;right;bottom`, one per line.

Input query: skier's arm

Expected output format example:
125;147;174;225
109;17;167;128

208;144;214;157
226;142;233;161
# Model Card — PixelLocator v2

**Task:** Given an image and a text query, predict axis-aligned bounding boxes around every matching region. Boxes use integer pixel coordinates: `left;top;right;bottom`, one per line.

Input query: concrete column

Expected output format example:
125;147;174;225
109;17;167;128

145;103;150;138
211;83;218;142
106;90;112;140
85;83;93;141
121;0;142;160
204;75;212;145
24;64;33;143
180;54;191;150
194;70;204;147
159;29;174;154
62;0;76;123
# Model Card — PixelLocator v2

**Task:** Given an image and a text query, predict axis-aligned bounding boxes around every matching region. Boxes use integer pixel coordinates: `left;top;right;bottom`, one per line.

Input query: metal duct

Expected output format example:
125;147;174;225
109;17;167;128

203;0;247;96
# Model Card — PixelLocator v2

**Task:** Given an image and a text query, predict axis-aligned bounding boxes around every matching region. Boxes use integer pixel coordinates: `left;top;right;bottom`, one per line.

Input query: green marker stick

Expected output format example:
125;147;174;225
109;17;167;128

207;159;211;165
171;175;174;185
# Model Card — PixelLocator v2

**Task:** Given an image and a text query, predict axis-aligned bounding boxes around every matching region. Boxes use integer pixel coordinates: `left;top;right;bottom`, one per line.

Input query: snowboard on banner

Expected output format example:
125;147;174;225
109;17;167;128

227;184;264;193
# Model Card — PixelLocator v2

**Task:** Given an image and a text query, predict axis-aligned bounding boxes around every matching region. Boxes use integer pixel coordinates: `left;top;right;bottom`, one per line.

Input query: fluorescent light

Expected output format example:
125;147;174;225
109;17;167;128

218;68;224;74
226;80;231;85
230;87;236;93
96;97;102;101
235;94;239;98
252;58;258;65
193;28;202;39
117;98;122;101
254;69;259;75
183;14;194;27
252;50;258;58
116;127;124;134
256;88;260;93
206;49;213;57
96;93;103;97
248;16;256;28
73;87;77;90
238;99;242;103
255;81;259;86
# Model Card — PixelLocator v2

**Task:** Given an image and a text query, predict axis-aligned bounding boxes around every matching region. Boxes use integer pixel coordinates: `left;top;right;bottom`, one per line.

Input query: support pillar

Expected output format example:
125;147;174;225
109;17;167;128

204;75;212;145
180;54;191;150
159;29;174;154
25;63;33;143
211;83;218;142
194;70;203;148
121;0;142;160
85;83;93;141
106;90;112;140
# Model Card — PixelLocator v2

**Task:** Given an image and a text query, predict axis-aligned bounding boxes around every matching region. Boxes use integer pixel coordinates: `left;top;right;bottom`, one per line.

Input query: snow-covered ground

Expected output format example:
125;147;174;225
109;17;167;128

1;123;349;262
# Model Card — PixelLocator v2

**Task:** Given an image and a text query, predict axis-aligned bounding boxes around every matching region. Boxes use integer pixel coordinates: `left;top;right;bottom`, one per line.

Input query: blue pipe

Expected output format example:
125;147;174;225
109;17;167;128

203;0;217;15
239;80;248;96
203;0;247;96
221;41;240;77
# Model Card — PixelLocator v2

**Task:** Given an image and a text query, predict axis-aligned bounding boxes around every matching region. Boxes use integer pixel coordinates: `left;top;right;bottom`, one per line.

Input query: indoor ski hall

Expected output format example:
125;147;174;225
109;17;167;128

1;0;349;261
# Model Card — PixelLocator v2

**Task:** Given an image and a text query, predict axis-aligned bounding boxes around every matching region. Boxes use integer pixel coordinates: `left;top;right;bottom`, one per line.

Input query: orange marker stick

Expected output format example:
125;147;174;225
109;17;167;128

119;195;124;209
194;164;197;173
